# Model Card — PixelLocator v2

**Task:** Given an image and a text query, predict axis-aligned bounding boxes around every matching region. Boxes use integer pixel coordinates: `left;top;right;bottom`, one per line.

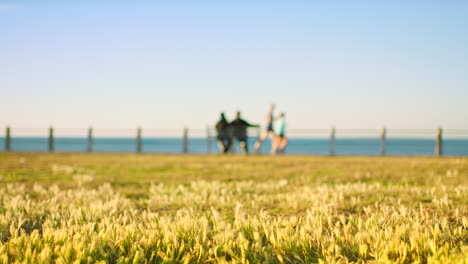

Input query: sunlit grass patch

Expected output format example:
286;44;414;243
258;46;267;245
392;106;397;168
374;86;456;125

0;153;466;263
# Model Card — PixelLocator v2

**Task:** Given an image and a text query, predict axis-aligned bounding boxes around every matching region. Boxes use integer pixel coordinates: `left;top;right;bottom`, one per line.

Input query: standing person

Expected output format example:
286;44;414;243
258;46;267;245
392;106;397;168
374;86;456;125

254;104;275;154
215;112;232;154
230;111;259;154
272;112;288;154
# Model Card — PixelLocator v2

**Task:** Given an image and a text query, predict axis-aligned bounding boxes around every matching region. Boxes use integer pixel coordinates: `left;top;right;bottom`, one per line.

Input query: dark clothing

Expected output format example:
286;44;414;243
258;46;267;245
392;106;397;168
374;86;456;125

215;118;232;153
230;118;255;139
216;118;231;139
230;118;258;154
267;123;274;132
266;112;274;132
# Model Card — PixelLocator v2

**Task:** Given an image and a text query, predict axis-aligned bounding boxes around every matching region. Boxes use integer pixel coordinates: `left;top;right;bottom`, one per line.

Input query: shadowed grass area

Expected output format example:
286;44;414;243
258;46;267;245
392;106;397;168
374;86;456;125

0;153;466;263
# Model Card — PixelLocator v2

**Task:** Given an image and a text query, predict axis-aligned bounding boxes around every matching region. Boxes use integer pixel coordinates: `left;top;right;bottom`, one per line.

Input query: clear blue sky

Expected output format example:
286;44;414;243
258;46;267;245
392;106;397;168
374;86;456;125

1;1;468;132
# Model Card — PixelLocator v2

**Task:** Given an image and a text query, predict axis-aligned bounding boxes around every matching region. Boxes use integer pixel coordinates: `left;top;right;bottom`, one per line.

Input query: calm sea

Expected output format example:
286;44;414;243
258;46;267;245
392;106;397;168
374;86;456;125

1;137;468;156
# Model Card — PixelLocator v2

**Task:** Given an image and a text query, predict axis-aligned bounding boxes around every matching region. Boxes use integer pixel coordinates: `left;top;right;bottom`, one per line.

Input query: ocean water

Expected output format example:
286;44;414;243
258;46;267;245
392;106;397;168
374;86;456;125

1;137;467;156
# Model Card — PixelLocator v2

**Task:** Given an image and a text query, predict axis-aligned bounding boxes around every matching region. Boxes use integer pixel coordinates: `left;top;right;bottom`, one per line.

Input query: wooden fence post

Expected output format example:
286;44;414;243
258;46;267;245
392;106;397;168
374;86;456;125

48;126;54;152
136;127;142;153
87;127;93;152
5;126;11;152
435;127;442;156
206;125;212;154
183;127;189;154
380;126;386;156
329;126;336;156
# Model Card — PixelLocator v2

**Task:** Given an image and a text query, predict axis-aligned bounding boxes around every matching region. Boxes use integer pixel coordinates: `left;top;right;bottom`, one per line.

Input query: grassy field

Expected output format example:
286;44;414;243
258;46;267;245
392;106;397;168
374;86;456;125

0;153;467;263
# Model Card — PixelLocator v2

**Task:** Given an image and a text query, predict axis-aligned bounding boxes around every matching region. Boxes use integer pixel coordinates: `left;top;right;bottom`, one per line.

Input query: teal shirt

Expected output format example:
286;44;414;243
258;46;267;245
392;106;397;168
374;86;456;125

273;118;286;135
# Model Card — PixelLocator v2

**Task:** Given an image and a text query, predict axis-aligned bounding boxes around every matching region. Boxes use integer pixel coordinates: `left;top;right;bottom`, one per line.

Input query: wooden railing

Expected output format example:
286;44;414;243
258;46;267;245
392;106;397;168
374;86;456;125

1;126;468;156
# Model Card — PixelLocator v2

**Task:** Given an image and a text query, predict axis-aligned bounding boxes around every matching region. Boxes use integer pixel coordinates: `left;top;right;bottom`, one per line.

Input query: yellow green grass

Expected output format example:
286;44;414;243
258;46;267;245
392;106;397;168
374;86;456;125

0;153;467;263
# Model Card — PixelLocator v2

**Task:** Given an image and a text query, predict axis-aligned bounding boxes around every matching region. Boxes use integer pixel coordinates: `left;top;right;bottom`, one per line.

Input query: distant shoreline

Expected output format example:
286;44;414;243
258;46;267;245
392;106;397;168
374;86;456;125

1;137;467;156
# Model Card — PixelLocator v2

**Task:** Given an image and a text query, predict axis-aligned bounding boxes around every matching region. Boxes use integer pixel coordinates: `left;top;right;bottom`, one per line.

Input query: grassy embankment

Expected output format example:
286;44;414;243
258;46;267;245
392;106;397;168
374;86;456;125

0;153;467;263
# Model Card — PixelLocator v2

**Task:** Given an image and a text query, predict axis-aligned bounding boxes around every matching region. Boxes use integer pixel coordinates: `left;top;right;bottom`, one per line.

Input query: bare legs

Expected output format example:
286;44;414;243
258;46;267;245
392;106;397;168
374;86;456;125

271;135;288;154
254;131;273;154
255;131;288;154
278;136;288;152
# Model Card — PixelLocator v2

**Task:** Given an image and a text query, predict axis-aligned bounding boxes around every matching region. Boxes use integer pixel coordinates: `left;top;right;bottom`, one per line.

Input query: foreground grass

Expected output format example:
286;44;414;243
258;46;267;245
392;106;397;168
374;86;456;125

0;153;467;263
